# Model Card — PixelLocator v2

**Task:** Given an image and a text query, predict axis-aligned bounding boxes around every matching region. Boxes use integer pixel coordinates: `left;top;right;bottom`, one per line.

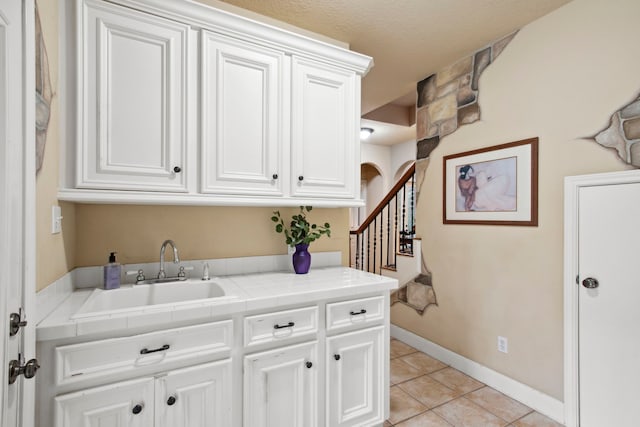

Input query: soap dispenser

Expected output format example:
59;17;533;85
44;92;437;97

103;252;121;290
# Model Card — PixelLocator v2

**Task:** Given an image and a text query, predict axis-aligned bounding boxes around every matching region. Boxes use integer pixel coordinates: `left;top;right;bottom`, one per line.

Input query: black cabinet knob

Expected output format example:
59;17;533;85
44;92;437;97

167;396;176;406
173;166;182;173
298;175;304;181
272;173;278;179
334;354;341;361
306;361;313;369
132;404;144;415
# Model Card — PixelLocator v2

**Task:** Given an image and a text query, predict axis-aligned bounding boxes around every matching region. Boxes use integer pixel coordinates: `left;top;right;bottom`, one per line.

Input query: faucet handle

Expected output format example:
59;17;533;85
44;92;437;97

126;269;146;283
177;265;194;278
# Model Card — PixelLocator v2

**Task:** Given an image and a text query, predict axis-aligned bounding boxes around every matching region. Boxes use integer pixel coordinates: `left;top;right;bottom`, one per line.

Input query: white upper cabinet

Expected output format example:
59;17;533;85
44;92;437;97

61;0;372;206
79;0;190;192
291;57;357;199
201;31;285;197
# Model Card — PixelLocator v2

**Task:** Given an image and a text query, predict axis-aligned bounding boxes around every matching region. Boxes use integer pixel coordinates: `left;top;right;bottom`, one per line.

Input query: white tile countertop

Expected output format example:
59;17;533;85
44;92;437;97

37;267;398;341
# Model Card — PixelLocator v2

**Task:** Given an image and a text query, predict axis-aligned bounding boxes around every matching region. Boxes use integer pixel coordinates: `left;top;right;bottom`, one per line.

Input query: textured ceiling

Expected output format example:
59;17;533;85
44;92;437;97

214;0;572;116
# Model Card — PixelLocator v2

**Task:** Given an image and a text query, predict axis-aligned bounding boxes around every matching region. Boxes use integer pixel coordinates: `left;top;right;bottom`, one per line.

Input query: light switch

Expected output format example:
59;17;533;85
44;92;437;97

51;205;62;234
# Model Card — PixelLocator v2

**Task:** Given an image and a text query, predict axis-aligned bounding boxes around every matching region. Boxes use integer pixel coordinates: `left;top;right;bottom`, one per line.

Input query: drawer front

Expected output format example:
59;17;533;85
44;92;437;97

55;320;232;387
326;296;385;332
244;306;318;347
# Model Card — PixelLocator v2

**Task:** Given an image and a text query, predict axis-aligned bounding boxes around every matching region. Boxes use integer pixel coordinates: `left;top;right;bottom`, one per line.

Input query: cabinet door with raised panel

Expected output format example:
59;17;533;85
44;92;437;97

54;377;154;427
201;30;285;197
291;57;358;199
156;359;232;427
80;0;189;192
244;341;318;427
326;326;384;427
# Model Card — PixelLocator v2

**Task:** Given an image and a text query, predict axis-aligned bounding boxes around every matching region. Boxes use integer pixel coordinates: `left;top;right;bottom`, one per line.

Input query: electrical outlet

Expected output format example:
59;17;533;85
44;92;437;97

51;205;62;234
497;336;508;353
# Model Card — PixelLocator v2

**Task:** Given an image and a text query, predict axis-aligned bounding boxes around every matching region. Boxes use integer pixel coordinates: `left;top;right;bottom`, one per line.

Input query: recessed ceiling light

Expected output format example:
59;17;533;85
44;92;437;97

360;127;374;140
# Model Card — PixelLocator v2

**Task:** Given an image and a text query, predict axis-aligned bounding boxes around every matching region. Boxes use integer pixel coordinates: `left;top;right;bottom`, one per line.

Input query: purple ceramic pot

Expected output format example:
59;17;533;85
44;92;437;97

292;243;311;274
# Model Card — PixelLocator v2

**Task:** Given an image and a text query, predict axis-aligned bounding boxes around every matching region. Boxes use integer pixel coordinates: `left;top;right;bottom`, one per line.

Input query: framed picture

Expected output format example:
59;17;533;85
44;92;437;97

443;137;538;226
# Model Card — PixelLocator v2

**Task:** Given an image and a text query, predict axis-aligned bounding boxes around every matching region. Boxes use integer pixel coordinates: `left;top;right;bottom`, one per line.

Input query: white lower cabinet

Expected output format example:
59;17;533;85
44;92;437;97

326;326;384;427
242;298;387;427
244;341;318;427
40;294;390;427
55;376;155;427
54;360;231;427
155;360;232;427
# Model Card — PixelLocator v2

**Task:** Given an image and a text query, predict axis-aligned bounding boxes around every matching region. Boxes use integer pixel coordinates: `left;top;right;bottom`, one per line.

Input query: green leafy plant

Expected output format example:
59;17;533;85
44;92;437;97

271;206;331;247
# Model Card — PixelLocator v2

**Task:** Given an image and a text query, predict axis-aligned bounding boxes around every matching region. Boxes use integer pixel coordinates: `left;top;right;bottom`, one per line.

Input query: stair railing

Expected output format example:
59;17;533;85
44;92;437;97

350;163;416;274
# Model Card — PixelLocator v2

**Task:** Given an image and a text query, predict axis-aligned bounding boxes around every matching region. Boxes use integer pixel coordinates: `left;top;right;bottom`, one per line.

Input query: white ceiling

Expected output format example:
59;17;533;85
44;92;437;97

209;0;572;144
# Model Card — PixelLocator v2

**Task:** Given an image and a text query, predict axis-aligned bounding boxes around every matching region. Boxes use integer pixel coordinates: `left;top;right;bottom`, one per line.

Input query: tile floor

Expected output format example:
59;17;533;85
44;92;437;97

385;339;565;427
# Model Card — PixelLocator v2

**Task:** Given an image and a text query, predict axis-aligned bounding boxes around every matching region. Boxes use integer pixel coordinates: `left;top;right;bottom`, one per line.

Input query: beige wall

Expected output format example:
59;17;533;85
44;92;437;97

74;205;349;267
36;0;76;292
35;0;349;291
392;0;639;400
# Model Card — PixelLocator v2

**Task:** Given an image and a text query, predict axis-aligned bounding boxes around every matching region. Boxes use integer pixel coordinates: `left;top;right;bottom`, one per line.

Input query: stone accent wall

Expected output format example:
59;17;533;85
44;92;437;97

35;3;52;175
594;94;640;167
397;31;518;316
415;31;517;160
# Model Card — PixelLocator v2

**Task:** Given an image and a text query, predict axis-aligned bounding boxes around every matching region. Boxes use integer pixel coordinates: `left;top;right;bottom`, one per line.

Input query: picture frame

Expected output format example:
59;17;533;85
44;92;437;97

443;137;538;226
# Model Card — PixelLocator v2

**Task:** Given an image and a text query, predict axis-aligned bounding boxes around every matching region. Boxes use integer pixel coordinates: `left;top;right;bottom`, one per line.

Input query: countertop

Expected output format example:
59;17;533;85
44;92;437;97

37;267;398;341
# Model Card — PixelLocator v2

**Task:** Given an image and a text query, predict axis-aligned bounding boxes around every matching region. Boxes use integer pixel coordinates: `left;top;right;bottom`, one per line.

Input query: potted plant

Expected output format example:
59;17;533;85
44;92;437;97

271;206;331;274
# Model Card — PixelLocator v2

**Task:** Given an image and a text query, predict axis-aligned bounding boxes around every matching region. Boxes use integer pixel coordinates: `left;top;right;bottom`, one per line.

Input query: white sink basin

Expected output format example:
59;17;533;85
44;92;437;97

72;280;228;319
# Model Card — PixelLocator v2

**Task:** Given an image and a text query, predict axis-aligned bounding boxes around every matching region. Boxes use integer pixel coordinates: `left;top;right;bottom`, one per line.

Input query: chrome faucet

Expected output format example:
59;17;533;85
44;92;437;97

158;240;180;279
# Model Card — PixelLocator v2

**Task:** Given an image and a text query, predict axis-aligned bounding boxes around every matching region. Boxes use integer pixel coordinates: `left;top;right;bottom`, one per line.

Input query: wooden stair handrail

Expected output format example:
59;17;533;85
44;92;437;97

350;163;415;235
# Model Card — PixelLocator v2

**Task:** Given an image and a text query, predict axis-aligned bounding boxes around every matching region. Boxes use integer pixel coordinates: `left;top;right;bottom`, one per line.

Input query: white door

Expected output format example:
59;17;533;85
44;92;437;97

201;30;285;196
578;181;640;426
156;360;232;427
326;326;384;427
291;57;357;199
244;341;318;427
80;0;189;192
0;0;36;426
54;377;155;427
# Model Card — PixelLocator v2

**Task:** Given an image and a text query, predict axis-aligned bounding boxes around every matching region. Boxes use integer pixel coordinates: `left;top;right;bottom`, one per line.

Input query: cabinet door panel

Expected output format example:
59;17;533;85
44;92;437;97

54;377;154;427
327;326;384;427
156;359;232;427
81;0;188;191
244;341;318;427
201;31;284;196
291;57;357;199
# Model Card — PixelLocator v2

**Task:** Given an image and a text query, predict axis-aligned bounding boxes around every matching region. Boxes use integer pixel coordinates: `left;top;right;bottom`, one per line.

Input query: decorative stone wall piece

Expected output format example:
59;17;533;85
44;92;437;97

35;3;53;175
472;47;492;90
391;254;438;315
415;30;518;160
594;93;640;167
417;137;440;160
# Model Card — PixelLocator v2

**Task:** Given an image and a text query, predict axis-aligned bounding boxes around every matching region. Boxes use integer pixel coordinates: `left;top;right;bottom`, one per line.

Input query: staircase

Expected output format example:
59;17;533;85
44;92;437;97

350;163;416;276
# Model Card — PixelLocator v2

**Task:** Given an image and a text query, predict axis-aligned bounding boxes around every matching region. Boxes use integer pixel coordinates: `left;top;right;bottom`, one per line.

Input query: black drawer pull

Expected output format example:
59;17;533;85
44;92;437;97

132;404;144;415
306;361;313;369
334;354;341;361
140;344;170;355
349;309;367;316
274;321;295;330
167;396;176;406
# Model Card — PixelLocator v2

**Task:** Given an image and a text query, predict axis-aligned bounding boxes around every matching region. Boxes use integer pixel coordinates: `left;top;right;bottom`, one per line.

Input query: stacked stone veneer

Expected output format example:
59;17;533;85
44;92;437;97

415;31;517;160
393;32;519;316
35;4;52;175
595;95;640;167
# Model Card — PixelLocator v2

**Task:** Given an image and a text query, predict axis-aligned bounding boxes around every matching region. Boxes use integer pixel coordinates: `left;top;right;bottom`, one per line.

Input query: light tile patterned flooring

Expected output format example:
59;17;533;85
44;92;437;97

385;339;565;427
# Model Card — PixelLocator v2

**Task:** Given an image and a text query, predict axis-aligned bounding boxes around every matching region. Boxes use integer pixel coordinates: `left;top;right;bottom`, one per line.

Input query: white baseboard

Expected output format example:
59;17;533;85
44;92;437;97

390;324;565;425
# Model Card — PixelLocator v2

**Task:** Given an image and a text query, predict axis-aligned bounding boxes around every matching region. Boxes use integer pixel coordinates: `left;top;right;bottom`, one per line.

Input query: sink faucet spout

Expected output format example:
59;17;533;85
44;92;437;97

158;240;180;279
